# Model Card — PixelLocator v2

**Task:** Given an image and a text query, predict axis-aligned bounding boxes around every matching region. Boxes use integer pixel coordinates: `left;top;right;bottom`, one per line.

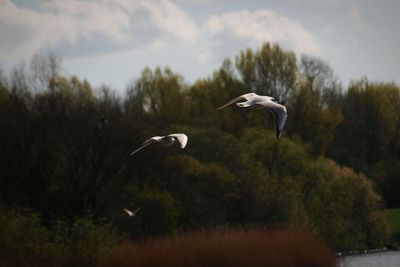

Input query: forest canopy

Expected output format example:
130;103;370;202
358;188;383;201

1;43;398;255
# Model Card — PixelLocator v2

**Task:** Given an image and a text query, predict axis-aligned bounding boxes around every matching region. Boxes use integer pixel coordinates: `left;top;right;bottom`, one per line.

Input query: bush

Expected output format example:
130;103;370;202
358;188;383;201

238;128;388;251
303;161;387;250
0;206;58;267
0;206;122;267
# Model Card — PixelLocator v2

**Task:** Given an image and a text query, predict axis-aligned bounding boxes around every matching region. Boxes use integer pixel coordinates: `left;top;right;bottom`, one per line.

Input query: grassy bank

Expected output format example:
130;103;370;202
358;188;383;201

101;227;336;267
386;208;400;246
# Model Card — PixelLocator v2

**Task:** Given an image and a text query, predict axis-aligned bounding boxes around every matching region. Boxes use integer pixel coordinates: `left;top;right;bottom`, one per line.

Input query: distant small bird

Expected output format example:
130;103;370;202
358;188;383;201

217;93;287;139
123;207;140;217
129;133;188;156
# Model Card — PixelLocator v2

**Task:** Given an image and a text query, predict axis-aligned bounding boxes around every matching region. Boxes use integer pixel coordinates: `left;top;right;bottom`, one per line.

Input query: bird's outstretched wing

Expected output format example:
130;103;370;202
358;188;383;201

129;137;161;156
123;207;140;216
132;207;141;215
168;133;188;148
216;93;258;110
273;112;287;139
264;101;287;139
123;208;133;216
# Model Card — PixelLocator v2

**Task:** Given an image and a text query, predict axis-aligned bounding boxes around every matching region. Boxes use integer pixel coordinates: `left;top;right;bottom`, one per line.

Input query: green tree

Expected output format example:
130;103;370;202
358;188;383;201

287;56;343;155
287;84;342;155
298;55;342;108
330;79;400;207
236;43;297;103
130;67;186;127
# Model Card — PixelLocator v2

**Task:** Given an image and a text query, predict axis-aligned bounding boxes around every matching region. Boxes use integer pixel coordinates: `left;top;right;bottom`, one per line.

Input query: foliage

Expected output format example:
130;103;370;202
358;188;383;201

287;82;342;155
236;43;297;103
0;206;122;267
328;79;400;207
0;42;395;259
302;160;387;250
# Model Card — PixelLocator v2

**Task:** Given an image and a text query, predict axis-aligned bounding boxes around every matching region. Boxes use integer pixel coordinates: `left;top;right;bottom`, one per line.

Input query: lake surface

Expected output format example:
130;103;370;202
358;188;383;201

338;251;400;267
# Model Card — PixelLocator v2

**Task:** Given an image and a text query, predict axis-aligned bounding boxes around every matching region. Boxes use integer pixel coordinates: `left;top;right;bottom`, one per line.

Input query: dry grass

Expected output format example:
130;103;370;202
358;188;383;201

100;227;336;267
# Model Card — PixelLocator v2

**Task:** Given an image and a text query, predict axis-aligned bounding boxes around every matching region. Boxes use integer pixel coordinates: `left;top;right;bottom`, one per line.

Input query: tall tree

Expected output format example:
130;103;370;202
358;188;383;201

130;67;186;127
30;51;62;92
330;79;400;207
286;55;343;155
236;43;297;103
299;55;342;108
10;61;29;97
0;65;8;90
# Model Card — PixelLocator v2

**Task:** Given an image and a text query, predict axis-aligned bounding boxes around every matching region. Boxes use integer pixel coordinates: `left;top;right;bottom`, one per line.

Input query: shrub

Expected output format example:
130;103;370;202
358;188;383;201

0;206;61;267
0;206;122;267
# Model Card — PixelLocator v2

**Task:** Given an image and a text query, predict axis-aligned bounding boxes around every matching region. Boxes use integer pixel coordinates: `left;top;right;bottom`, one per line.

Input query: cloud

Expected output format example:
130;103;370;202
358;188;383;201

0;0;129;57
141;0;199;45
202;10;321;56
1;1;320;77
0;0;199;60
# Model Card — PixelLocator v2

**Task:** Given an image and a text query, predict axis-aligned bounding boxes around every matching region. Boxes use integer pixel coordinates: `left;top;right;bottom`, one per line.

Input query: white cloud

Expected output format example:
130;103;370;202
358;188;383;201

0;1;321;81
141;0;199;45
0;0;130;57
0;0;199;59
203;10;321;55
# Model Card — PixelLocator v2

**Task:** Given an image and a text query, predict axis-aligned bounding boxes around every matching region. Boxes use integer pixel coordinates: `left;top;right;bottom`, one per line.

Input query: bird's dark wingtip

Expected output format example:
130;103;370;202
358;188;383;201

276;130;281;140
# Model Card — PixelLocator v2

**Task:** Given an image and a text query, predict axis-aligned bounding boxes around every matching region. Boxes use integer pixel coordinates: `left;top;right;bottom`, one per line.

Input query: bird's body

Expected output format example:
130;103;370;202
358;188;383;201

123;207;140;217
130;133;188;156
217;93;287;139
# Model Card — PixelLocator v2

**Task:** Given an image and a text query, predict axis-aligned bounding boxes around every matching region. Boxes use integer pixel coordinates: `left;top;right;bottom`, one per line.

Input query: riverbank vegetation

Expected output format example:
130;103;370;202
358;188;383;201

101;227;336;267
386;209;400;247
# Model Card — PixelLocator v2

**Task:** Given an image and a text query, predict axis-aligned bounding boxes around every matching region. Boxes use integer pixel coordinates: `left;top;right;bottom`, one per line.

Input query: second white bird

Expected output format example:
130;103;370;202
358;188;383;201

217;93;287;139
130;133;188;156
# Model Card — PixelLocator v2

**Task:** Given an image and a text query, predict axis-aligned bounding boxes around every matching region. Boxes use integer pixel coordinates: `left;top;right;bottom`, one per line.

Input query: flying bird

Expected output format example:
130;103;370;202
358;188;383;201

123;207;141;217
217;93;287;139
129;133;188;156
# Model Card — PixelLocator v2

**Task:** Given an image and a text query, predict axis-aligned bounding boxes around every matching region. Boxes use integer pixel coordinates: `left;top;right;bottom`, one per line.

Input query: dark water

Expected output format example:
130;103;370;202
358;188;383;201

338;251;400;267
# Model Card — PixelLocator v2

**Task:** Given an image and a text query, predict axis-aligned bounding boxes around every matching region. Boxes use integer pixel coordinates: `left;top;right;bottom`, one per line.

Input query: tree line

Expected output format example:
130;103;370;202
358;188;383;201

1;43;399;254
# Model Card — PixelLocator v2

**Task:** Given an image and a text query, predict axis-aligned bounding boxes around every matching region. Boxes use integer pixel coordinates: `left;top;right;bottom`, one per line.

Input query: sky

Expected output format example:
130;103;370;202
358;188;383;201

0;0;399;92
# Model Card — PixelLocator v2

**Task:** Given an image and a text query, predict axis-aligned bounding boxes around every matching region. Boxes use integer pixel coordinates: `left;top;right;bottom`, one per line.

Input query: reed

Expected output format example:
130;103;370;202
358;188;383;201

100;226;336;267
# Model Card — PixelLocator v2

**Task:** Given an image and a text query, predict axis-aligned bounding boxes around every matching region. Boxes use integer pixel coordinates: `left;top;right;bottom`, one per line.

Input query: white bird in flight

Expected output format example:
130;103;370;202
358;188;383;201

129;133;188;156
123;207;140;217
217;93;287;139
